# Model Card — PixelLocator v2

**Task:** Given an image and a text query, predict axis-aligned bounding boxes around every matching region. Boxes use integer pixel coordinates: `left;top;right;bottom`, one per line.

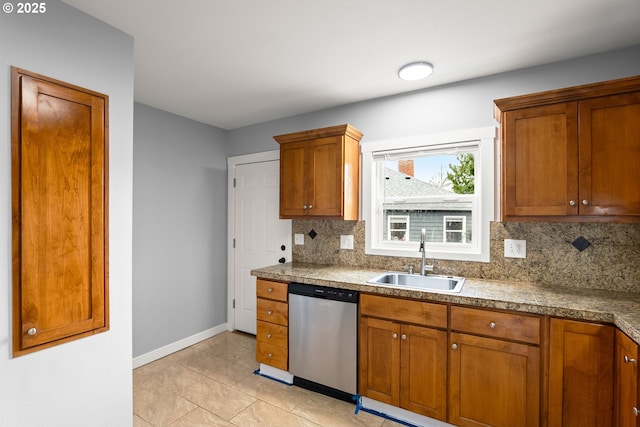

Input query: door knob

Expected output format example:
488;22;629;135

281;245;286;251
278;257;286;264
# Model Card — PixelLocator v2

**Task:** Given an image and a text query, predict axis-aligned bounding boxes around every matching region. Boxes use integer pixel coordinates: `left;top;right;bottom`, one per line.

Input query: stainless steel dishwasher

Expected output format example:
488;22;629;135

288;282;358;402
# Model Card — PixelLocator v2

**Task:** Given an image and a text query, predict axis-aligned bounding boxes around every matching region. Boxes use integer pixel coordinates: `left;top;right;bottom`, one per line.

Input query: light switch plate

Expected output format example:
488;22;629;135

504;239;526;258
294;233;304;245
340;235;354;250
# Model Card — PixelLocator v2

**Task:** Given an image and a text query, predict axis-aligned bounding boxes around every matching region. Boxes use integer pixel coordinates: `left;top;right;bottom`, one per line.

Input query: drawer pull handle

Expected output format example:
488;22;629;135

267;288;273;293
267;310;273;316
451;343;458;350
625;355;637;364
392;333;398;339
267;334;272;339
489;322;496;329
268;353;273;358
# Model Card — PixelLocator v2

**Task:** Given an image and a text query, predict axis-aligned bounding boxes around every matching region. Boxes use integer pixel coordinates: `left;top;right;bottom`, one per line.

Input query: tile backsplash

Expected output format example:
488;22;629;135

292;220;640;292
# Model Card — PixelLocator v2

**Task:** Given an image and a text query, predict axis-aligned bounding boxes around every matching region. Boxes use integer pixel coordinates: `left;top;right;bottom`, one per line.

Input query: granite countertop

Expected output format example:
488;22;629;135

252;262;640;345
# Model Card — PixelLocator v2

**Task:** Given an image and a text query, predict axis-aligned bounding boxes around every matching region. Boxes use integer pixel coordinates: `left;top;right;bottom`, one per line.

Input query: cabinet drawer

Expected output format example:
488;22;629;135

256;279;288;302
360;293;447;329
256;320;288;348
451;306;540;344
256;341;288;371
257;298;288;326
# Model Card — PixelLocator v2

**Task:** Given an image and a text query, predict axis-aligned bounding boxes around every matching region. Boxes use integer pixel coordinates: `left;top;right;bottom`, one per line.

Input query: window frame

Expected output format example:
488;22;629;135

361;127;496;263
387;215;410;241
443;215;466;243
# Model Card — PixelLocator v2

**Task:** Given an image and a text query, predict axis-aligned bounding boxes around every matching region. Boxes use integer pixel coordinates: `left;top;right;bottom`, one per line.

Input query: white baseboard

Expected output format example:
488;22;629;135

360;397;454;427
132;323;230;368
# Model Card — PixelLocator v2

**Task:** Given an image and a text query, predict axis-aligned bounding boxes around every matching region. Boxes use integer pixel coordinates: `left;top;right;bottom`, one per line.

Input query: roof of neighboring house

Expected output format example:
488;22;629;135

384;167;453;198
383;167;472;211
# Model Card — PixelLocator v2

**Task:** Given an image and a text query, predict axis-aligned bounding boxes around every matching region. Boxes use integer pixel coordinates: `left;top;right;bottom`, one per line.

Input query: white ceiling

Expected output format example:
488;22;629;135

63;0;640;130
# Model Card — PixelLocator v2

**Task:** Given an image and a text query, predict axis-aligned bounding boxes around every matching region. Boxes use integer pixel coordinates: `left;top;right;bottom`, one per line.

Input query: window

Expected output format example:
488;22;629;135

361;127;495;262
387;215;409;241
444;216;466;243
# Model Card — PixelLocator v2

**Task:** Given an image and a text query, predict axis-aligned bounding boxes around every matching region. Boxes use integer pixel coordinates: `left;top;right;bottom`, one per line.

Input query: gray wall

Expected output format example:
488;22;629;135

227;45;640;156
0;1;134;426
133;103;228;357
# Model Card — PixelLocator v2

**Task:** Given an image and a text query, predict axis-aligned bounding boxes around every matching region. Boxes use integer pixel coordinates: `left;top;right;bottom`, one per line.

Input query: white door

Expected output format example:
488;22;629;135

232;159;291;334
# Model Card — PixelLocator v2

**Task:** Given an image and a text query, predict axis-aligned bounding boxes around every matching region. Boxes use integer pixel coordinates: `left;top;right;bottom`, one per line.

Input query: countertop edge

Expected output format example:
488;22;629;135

252;263;640;345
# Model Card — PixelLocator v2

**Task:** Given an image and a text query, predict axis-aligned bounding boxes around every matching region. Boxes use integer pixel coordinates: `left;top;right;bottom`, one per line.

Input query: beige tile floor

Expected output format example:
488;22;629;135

133;331;403;426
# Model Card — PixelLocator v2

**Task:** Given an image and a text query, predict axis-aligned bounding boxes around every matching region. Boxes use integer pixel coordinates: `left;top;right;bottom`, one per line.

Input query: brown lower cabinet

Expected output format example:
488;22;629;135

359;294;448;421
615;329;639;427
548;318;614;427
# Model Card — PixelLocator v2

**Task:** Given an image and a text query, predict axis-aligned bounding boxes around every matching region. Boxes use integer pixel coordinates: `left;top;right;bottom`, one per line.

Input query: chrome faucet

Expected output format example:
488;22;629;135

419;228;435;275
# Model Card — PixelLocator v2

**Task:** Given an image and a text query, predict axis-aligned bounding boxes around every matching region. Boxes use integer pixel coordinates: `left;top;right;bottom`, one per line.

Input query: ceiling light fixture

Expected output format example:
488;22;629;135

398;61;434;81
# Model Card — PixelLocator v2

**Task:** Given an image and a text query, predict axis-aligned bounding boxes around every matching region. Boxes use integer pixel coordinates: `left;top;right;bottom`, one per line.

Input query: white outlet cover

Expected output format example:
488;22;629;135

294;233;304;245
340;235;354;250
504;239;526;258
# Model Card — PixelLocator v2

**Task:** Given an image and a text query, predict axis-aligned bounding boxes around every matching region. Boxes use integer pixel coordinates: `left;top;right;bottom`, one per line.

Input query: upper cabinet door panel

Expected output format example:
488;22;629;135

309;136;343;217
279;141;307;217
12;68;109;356
579;92;640;216
503;102;578;217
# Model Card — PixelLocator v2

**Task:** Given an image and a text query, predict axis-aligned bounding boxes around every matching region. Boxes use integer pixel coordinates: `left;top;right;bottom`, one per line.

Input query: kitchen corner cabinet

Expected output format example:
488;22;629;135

274;124;362;220
12;68;109;356
359;294;448;421
615;329;640;427
449;306;542;427
495;75;640;222
255;279;288;371
548;318;614;427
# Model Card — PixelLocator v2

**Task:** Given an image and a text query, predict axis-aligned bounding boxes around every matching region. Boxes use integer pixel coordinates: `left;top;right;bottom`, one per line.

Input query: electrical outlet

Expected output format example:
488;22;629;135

504;239;526;258
340;235;354;250
294;233;304;245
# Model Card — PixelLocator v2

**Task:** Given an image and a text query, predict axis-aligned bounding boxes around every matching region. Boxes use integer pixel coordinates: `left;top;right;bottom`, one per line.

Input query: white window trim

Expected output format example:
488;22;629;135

361;127;496;263
443;215;466;243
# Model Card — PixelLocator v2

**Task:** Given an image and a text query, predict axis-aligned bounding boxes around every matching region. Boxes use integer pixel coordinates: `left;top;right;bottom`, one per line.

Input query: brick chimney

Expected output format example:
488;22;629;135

398;160;414;177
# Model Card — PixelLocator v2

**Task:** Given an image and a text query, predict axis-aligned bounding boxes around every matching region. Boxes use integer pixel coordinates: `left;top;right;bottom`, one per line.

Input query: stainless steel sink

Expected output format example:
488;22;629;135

367;272;465;293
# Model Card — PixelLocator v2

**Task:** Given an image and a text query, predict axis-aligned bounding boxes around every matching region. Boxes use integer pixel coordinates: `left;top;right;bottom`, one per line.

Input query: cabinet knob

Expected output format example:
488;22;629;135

625;355;637;364
267;333;272;339
308;204;312;209
634;407;639;417
392;333;398;339
27;327;37;336
582;199;589;206
401;334;407;340
267;310;273;316
451;343;458;350
303;205;308;209
268;353;273;358
489;322;496;329
569;200;576;206
267;288;273;293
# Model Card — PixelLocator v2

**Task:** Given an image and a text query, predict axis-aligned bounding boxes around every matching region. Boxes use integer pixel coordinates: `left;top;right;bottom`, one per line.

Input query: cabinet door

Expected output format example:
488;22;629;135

400;324;447;421
309;136;344;217
548;319;614;427
279;141;308;217
449;332;540;427
579;92;640;217
502;102;578;218
359;316;400;406
615;329;640;427
12;68;108;356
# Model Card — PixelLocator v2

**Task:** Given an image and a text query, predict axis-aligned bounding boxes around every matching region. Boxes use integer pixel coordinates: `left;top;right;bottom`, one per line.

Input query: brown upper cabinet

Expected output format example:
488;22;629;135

12;68;109;356
274;124;362;220
495;76;640;222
